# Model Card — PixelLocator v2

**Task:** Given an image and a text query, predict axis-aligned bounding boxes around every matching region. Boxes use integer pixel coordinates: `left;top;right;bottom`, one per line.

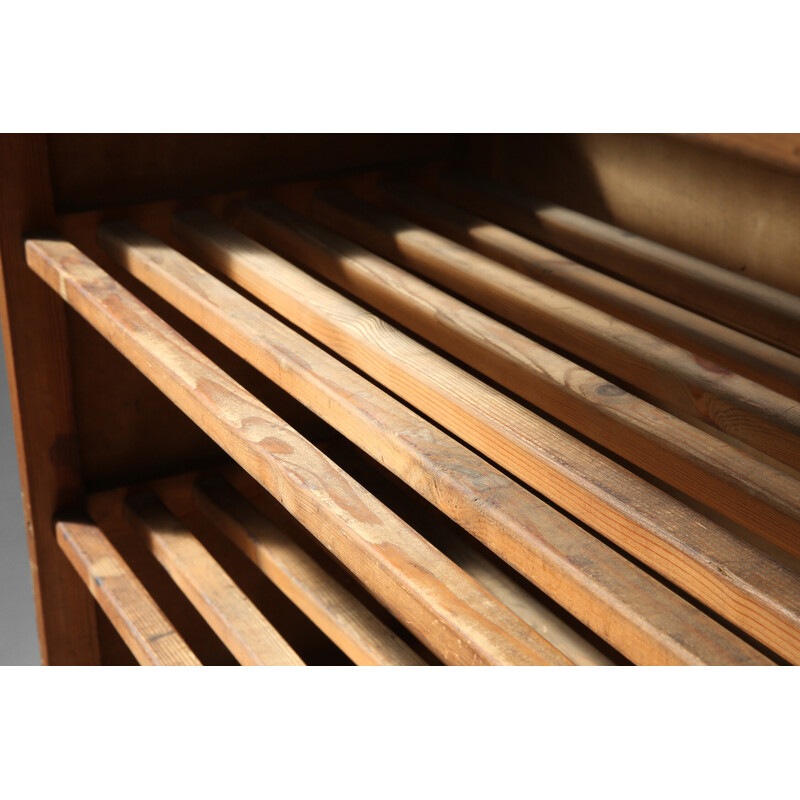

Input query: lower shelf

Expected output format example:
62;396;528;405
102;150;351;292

58;462;623;666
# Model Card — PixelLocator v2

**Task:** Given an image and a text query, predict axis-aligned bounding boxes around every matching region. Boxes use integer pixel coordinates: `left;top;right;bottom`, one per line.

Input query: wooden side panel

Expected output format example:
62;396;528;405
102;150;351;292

678;134;800;174
0;134;99;664
489;133;800;296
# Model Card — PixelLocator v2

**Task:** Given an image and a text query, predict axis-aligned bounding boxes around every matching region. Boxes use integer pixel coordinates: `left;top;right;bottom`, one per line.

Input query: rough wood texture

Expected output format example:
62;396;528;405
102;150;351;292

99;215;770;666
383;178;800;400
238;197;800;559
679;134;800;174
311;188;800;473
25;237;562;666
0;134;99;664
192;475;426;666
56;517;201;666
320;440;616;667
123;491;304;666
442;168;800;356
166;208;800;664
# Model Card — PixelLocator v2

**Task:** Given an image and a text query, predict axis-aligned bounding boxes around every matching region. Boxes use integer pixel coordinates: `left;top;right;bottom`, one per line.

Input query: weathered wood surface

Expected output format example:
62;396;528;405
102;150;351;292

236;198;800;558
25;237;561;666
311;188;800;473
678;133;800;174
381;179;800;400
164;208;800;664
123;491;304;665
56;517;201;666
96;216;772;665
192;475;426;666
0;134;99;664
319;439;616;666
439;170;800;358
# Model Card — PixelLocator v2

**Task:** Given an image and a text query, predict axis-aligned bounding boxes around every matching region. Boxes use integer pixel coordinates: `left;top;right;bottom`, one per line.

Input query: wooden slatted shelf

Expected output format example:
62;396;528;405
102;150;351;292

20;158;800;666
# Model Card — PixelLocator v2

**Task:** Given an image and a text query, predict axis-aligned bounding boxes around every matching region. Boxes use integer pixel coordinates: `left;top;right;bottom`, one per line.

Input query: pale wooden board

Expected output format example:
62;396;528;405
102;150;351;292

310;188;800;474
163;210;797;664
440;169;800;357
56;518;201;666
124;491;304;666
192;475;426;666
236;196;800;560
382;178;800;400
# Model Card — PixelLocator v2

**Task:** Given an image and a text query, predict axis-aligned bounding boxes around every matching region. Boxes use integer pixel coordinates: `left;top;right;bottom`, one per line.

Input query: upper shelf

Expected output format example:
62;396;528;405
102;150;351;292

23;166;800;665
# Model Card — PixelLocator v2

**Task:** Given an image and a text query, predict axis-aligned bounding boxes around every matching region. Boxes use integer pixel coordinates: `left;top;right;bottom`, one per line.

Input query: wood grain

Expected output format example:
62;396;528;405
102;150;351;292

123;490;304;665
166;208;800;663
439;170;800;357
192;475;426;666
381;179;800;400
25;237;561;666
237;197;800;558
98;215;772;665
56;517;201;666
0;134;99;664
311;188;800;473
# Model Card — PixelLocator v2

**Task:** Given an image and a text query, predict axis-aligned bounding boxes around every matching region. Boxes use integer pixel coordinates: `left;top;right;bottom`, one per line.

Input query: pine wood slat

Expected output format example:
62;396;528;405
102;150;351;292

319;441;616;666
96;217;765;666
170;206;800;664
25;237;560;666
56;517;201;665
380;179;800;400
192;475;426;666
439;171;800;358
235;198;800;559
311;188;800;473
123;491;304;665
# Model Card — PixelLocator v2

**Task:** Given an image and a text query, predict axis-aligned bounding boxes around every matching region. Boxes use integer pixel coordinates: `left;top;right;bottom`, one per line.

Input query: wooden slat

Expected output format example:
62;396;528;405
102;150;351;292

56;517;201;666
237;198;800;559
25;238;560;667
312;188;800;473
320;440;616;667
192;475;426;666
439;170;800;358
0;134;99;664
97;217;764;666
380;179;800;400
172;205;800;665
123;491;304;666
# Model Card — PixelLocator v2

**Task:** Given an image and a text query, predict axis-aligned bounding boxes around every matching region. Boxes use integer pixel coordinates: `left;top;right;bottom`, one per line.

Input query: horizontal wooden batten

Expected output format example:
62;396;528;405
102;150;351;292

55;517;201;666
192;475;426;666
438;171;800;358
165;207;800;664
379;179;800;401
235;198;800;560
311;188;800;473
96;216;764;666
123;490;304;666
25;237;559;666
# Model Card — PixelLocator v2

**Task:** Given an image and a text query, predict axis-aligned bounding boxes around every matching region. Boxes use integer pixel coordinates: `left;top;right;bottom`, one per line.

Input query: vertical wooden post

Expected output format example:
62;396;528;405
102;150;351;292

0;134;99;664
